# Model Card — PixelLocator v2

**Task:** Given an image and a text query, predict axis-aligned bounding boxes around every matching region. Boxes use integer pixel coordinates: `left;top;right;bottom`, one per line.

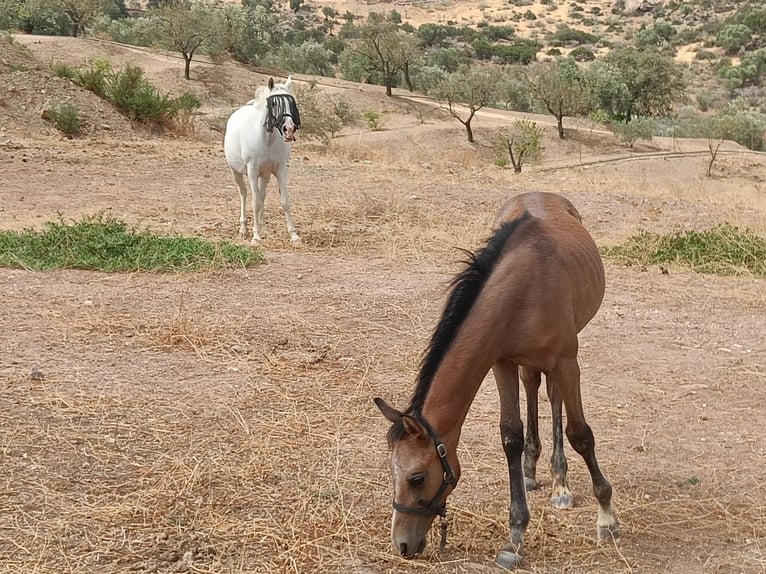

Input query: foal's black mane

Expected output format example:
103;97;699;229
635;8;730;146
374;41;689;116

387;211;532;446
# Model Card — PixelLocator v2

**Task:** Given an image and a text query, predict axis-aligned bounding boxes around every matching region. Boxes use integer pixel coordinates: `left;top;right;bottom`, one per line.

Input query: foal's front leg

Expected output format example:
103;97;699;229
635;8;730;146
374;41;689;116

493;360;529;571
519;367;541;491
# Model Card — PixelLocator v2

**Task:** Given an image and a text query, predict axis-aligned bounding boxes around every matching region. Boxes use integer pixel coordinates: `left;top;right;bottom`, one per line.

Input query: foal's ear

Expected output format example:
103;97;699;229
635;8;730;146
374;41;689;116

373;397;402;424
268;77;275;90
401;415;428;439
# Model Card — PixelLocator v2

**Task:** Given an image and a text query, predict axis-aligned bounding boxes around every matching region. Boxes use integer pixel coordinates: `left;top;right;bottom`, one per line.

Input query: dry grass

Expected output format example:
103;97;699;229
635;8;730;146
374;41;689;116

2;268;765;573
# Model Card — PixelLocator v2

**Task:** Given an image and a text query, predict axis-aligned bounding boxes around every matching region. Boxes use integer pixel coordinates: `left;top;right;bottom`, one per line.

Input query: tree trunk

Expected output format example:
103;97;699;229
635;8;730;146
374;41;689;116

556;114;565;139
462;120;474;143
507;139;522;174
184;55;192;80
403;63;414;92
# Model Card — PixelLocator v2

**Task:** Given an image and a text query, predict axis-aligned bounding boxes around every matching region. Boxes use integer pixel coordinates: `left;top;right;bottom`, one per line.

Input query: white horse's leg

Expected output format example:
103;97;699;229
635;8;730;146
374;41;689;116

231;170;249;239
249;171;267;244
276;165;301;244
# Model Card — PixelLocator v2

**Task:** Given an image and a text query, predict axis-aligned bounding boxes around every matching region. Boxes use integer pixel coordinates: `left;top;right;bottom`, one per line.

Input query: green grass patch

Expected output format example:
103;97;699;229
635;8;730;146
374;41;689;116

602;224;766;277
0;213;262;272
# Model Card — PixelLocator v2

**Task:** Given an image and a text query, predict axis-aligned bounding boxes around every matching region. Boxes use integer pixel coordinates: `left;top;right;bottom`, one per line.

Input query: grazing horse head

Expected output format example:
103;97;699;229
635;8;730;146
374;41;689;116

374;398;461;558
263;76;300;143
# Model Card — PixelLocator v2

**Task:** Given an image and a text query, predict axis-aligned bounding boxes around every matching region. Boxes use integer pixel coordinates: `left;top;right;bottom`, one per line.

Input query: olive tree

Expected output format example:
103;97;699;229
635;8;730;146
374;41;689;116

431;65;502;143
149;0;228;80
524;57;589;139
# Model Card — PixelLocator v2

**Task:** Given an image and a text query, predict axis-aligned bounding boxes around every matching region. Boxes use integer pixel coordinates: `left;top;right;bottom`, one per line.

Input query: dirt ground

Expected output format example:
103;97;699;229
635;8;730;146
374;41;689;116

1;35;765;574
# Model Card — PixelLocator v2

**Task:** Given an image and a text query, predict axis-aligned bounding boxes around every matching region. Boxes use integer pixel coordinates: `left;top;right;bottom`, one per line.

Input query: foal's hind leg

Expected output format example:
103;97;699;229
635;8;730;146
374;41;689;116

493;360;530;570
519;367;541;492
553;358;620;541
547;379;574;509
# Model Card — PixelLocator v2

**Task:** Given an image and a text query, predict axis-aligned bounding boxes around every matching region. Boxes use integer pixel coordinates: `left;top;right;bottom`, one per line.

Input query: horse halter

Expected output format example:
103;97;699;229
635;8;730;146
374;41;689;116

392;414;457;518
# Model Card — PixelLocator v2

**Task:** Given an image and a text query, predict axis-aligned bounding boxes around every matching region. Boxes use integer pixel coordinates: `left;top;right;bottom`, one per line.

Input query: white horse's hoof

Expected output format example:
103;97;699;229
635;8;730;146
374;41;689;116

250;237;262;246
290;235;302;245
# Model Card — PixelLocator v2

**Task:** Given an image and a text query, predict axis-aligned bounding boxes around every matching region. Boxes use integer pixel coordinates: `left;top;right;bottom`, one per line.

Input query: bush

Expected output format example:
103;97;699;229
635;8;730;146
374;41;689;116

611;117;656;148
569;46;595;61
43;103;82;136
51;62;76;80
67;59;200;130
74;58;112;99
363;109;382;130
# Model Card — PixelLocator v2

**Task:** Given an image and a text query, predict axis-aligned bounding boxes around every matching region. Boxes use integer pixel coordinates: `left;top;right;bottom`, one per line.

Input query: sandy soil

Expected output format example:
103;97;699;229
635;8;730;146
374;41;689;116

0;34;765;574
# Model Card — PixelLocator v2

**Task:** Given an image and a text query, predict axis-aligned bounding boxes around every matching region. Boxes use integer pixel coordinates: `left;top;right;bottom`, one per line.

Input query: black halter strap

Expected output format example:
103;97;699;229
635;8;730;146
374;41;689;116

392;414;457;518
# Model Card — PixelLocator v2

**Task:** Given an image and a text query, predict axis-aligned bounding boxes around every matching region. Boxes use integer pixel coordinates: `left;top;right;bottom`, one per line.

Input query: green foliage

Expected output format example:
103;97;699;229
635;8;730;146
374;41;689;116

263;41;335;77
600;47;684;121
716;23;753;55
226;4;283;65
292;82;355;143
51;61;76;80
602;224;766;277
363;109;382;130
432;65;503;142
569;46;595;61
525;57;589;138
669;107;766;151
548;24;598;47
492;42;539;65
148;0;229;79
74;57;112;98
497;119;543;173
43;102;83;136
635;20;677;50
68;59;201;128
0;213;263;272
105;64;177;124
611;116;655;148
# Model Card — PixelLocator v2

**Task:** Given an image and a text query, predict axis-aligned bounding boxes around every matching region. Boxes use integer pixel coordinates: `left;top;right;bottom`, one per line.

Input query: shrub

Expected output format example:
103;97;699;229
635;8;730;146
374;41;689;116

611;117;656;148
74;58;112;98
43;103;82;136
51;62;76;80
569;46;596;61
363;109;382;130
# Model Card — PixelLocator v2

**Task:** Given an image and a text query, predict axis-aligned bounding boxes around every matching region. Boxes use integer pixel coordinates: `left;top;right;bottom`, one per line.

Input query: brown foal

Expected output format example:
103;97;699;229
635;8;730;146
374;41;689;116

374;191;620;570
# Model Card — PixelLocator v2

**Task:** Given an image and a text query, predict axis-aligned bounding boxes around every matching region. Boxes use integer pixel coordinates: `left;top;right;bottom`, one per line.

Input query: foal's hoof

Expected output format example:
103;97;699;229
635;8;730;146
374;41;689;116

551;492;574;509
495;549;523;571
290;235;302;245
597;522;621;542
524;477;538;491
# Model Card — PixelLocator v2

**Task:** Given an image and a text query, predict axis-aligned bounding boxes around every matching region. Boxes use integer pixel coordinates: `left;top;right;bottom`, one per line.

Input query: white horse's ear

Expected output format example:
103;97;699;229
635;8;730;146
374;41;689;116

268;77;274;89
285;75;293;90
374;397;402;424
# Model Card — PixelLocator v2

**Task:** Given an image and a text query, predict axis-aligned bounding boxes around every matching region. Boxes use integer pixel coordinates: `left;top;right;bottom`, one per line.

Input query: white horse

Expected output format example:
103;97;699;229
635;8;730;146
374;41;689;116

224;76;302;244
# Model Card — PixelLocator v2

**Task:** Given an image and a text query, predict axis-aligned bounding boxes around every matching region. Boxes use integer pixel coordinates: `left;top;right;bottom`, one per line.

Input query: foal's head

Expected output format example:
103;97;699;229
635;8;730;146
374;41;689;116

374;398;461;559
